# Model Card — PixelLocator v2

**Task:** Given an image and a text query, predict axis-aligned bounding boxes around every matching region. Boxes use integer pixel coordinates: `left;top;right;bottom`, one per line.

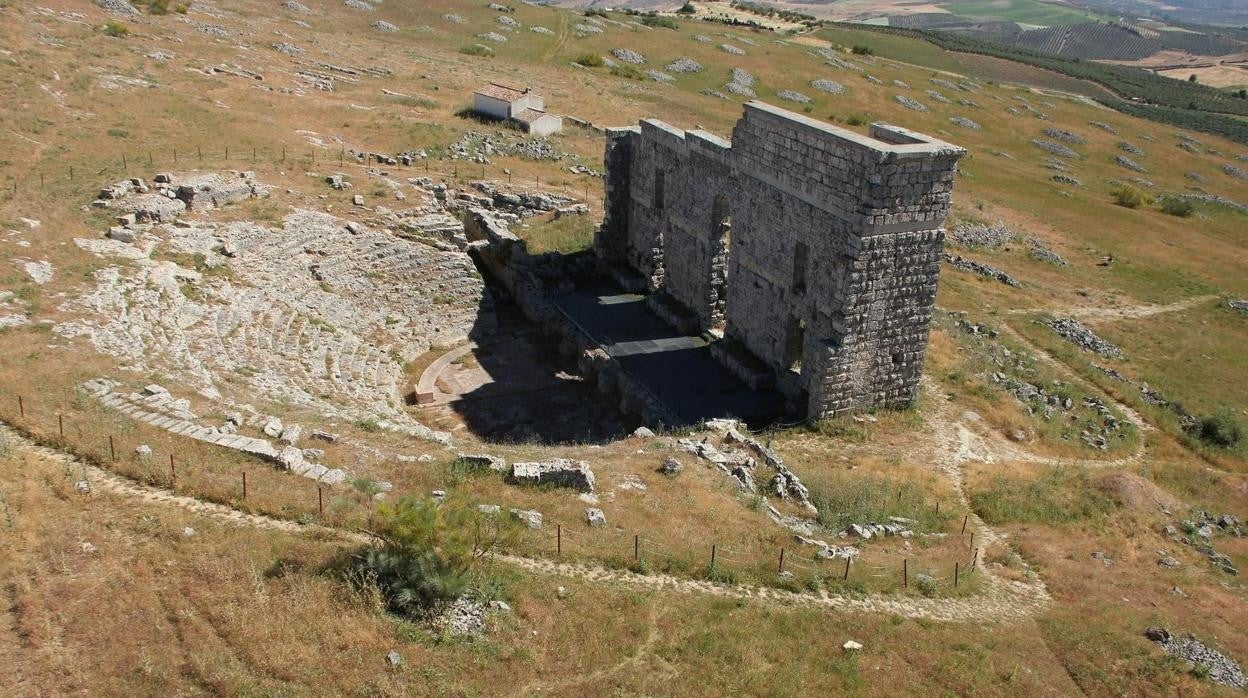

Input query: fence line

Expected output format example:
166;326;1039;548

2;390;981;596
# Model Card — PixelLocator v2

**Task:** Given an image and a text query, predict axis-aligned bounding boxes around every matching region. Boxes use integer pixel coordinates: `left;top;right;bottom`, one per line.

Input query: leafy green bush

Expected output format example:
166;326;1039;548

610;64;645;80
1157;195;1194;217
1194;408;1243;448
677;2;696;14
102;21;130;38
851;44;874;55
573;53;604;68
845;114;867;126
353;496;508;619
459;44;494;58
144;0;170;15
641;16;678;30
1111;183;1149;209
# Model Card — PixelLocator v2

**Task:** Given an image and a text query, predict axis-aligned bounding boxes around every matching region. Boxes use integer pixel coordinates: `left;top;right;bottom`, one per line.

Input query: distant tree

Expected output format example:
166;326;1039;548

677;2;696;14
1188;74;1198;83
1238;89;1247;100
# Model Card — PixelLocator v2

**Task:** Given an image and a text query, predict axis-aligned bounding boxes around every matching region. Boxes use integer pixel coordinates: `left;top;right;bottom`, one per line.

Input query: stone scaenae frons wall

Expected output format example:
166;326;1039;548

596;101;965;419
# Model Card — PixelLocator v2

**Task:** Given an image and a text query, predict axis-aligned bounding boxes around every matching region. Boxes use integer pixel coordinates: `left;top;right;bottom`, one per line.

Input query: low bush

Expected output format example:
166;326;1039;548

641;16;678;30
1111;183;1149;208
102;21;130;38
459;44;494;58
352;496;510;619
1157;195;1194;217
573;53;604;68
609;64;645;80
1194;408;1243;448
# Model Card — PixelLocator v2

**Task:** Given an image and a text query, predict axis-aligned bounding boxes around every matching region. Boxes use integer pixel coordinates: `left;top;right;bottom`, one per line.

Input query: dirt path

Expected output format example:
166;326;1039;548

0;418;1051;624
543;13;569;64
1006;294;1218;323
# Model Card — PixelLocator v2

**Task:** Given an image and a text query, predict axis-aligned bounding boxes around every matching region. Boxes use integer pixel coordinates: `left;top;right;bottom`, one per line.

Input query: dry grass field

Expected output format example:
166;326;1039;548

0;0;1246;694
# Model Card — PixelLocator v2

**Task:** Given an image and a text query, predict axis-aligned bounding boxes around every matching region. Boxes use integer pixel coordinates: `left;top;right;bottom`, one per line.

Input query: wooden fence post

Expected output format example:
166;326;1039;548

318;485;324;515
557;524;561;555
17;395;23;418
954;562;960;587
843;556;851;581
58;414;63;437
710;544;716;569
109;435;115;461
778;547;785;573
169;453;176;488
122;153;127;169
969;531;975;551
633;534;639;562
904;558;908;588
961;514;968;535
242;471;247;500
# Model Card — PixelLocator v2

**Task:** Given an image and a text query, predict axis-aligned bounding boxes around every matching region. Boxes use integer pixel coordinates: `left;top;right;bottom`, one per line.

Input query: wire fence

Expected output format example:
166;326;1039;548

521;513;985;594
2;388;984;596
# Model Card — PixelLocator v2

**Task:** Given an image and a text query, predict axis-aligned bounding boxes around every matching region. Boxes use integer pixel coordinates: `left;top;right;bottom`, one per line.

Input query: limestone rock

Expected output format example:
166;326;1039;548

510;459;595;492
586;507;607;527
510;508;543;529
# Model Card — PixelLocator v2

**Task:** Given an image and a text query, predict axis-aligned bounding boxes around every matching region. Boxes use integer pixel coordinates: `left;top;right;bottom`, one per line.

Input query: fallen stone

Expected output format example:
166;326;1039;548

586;507;607;527
510;459;595;492
510;508;543;529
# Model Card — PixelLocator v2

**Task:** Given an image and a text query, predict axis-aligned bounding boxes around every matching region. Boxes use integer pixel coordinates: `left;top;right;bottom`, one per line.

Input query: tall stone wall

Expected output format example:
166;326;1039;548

596;101;965;419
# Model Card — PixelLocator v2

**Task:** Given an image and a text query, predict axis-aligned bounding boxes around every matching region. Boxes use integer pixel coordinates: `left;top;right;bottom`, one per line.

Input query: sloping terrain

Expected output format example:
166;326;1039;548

0;0;1245;694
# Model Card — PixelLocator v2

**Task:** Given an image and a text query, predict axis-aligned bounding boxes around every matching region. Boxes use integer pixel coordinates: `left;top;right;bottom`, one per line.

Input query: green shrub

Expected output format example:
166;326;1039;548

573;53;604;68
102;20;130;38
144;0;170;15
1157;195;1194;217
1111;183;1149;209
845;114;867;126
459;44;494;58
851;45;874;56
677;2;696;14
584;8;607;18
914;573;938;597
641;15;678;30
352;496;510;619
1194;408;1243;448
610;64;645;80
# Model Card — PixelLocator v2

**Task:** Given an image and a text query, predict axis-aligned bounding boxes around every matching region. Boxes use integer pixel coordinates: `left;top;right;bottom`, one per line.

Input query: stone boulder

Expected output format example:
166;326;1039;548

510;459;595;492
510;508;543;529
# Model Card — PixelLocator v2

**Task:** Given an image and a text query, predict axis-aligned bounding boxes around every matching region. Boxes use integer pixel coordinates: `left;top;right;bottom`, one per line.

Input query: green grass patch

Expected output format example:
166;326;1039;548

972;467;1117;526
516;213;595;255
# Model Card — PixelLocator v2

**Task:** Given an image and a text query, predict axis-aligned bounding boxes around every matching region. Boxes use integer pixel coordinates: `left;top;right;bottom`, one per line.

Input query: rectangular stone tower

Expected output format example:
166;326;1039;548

596;101;965;419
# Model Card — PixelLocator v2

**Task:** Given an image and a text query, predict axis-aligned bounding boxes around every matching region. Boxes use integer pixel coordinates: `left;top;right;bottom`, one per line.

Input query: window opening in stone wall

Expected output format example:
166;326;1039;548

791;241;809;294
654;169;665;210
710;195;732;329
784;315;805;374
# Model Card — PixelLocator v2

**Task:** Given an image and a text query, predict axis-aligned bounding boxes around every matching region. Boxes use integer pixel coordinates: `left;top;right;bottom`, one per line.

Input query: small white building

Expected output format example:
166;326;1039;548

472;83;563;137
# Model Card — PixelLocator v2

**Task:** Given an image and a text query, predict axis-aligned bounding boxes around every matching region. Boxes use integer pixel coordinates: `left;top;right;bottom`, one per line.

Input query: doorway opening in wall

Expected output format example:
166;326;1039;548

653;169;666;210
709;195;731;331
784;315;805;374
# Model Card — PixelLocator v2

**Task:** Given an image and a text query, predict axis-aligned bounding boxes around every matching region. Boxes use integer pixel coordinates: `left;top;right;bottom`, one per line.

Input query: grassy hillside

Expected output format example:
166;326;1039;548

0;0;1245;694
